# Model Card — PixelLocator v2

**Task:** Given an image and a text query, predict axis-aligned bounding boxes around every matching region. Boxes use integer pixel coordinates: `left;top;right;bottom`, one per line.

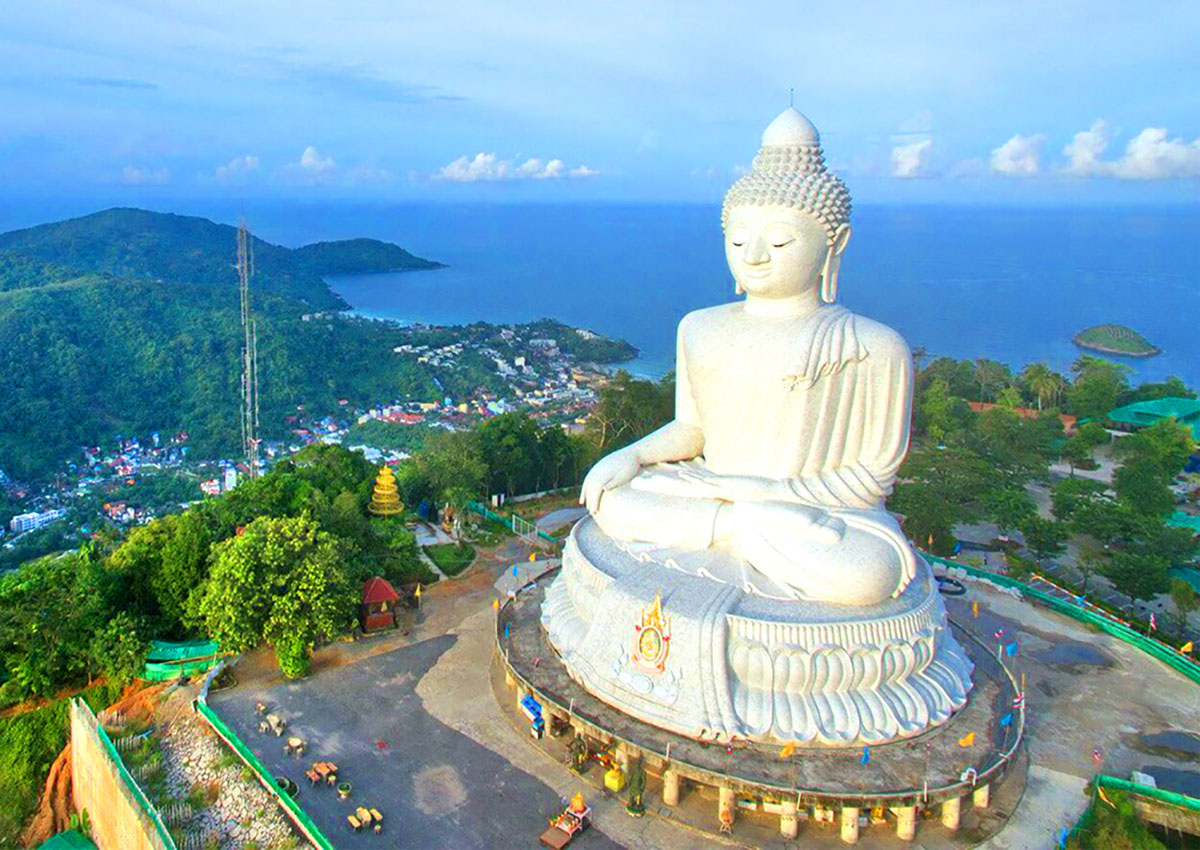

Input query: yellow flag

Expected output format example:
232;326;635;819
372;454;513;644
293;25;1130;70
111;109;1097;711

1181;641;1194;654
779;743;794;760
958;732;976;747
492;598;500;611
528;552;537;562
971;600;979;618
1098;787;1116;808
414;584;421;598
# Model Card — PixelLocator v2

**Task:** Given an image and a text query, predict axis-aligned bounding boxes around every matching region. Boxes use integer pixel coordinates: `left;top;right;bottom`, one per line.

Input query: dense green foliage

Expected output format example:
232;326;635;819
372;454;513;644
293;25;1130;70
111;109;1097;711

0;209;450;479
0;444;433;704
0;680;124;846
897;354;1197;605
291;237;443;275
1073;323;1161;357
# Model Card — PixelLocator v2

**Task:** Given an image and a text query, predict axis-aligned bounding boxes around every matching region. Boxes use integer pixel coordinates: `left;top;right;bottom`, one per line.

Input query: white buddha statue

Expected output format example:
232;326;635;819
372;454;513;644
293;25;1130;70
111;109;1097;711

580;107;916;607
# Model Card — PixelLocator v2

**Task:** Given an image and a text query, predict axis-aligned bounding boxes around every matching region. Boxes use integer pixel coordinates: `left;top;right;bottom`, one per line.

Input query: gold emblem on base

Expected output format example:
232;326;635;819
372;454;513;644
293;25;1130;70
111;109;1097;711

632;592;671;673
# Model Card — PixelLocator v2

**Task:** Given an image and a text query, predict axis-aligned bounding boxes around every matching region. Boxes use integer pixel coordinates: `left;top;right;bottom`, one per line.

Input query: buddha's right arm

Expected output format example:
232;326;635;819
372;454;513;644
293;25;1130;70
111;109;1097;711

625;420;705;466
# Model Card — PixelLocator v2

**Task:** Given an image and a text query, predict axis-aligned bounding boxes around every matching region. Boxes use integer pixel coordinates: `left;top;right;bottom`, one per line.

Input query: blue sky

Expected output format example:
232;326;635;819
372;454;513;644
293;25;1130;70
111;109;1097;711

2;0;1199;205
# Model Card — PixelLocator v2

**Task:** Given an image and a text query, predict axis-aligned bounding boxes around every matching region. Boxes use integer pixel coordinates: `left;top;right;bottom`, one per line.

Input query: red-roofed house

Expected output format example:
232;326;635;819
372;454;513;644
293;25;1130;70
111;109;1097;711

967;401;1077;435
361;576;401;632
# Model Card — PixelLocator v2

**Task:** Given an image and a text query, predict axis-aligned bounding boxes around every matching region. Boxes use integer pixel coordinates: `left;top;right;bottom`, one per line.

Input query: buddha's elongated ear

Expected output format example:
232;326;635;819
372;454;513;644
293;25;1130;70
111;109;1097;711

831;223;852;256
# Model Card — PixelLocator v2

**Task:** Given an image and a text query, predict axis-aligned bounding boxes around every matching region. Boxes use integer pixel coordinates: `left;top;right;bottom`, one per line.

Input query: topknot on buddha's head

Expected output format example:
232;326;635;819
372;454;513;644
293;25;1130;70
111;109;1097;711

721;108;852;244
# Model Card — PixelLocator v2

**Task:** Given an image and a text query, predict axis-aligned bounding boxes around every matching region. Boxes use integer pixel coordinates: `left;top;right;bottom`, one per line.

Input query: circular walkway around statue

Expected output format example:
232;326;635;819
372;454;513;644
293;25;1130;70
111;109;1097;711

500;572;1022;806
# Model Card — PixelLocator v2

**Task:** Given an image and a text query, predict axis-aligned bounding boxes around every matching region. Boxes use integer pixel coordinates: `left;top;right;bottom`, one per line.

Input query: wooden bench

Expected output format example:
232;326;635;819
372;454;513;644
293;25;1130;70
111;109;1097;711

305;769;321;786
347;814;362;832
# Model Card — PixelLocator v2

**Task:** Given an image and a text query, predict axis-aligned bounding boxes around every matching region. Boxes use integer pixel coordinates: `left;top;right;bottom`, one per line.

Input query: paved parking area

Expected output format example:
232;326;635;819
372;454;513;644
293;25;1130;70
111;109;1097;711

209;636;620;849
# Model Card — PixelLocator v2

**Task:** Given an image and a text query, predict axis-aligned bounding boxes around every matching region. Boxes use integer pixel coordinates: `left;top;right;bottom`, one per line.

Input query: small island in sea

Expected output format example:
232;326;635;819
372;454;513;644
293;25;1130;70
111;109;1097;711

1072;323;1162;357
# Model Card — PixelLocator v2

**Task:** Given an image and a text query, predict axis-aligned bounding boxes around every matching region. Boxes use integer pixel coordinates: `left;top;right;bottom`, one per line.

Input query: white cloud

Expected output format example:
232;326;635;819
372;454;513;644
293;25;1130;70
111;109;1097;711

1110;127;1200;179
434;153;596;182
121;165;169;185
1063;120;1200;179
213;154;259;182
296;145;335;174
989;134;1044;176
1063;120;1111;176
890;139;933;178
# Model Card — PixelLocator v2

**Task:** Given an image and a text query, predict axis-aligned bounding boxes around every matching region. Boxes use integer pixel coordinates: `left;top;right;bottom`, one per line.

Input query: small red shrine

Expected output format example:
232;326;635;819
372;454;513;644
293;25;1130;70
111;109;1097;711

361;576;400;632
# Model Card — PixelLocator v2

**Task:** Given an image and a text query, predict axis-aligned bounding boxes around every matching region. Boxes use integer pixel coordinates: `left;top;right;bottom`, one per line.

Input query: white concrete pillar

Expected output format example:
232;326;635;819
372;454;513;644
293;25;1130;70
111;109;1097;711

718;785;736;830
780;799;799;839
972;783;990;809
941;796;962;831
894;806;917;841
840;806;860;844
662;769;680;806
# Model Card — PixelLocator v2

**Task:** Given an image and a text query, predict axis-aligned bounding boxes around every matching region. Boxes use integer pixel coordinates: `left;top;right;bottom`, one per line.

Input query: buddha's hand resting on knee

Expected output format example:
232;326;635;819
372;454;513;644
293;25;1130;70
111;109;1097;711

581;448;641;514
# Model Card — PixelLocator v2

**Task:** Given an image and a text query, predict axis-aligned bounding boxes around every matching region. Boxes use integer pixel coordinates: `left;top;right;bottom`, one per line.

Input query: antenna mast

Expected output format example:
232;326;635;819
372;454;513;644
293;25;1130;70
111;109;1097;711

236;218;261;479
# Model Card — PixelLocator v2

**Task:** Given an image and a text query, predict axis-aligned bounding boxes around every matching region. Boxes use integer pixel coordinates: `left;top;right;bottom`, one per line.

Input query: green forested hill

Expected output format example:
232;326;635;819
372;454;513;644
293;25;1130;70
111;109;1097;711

0;208;439;310
0;209;450;478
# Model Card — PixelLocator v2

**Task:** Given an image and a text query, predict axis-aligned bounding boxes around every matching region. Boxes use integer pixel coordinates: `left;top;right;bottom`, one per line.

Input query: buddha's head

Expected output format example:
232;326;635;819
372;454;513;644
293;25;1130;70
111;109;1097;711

722;108;852;303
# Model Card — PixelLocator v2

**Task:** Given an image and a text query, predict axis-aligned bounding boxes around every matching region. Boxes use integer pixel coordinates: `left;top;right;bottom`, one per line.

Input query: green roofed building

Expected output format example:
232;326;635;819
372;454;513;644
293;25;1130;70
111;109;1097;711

38;831;97;850
1106;397;1200;440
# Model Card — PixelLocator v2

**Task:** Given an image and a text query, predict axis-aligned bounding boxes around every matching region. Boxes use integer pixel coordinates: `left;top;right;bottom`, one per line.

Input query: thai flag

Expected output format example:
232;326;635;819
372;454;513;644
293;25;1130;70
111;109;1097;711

1012;693;1025;710
1150;613;1157;631
994;628;1005;640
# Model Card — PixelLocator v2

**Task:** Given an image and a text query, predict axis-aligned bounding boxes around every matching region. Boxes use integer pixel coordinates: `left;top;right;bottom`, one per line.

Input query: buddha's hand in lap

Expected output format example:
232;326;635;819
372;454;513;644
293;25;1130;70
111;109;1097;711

580;448;641;514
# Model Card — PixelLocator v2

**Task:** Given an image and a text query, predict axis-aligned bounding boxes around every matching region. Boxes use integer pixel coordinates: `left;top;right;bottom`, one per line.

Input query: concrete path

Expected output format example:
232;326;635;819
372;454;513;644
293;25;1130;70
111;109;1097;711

976;767;1087;850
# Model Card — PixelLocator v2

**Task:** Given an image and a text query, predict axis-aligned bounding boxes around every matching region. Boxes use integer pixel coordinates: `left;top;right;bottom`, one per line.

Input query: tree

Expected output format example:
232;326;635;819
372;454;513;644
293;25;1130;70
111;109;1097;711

1066;357;1130;419
1060;436;1094;475
1021;362;1065;411
1170;578;1197;633
1050;477;1107;522
586;371;674;454
1101;551;1170;602
1076;555;1100;595
89;612;149;686
918;378;960;443
199;516;354;678
1020;516;1068;561
1116;418;1195;478
418;429;486;501
996;386;1023;410
478;412;544;496
1114;456;1174;517
983;486;1036;536
973;359;1012;403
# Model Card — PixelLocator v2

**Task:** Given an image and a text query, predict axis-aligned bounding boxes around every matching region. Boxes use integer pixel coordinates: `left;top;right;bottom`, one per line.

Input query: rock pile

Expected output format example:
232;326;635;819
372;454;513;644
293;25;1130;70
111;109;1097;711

159;711;296;849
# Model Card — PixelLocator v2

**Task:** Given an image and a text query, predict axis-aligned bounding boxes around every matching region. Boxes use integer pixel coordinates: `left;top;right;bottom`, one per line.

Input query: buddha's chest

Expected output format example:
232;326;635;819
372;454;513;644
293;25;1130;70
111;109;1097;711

684;317;809;404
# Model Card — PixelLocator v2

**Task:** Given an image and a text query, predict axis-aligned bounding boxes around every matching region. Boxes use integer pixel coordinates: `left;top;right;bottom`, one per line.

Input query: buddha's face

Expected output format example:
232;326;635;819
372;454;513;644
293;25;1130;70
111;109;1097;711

724;204;846;300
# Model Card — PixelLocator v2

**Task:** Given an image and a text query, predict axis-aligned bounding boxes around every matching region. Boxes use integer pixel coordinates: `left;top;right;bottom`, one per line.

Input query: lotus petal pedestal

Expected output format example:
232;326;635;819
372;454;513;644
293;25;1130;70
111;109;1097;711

542;518;973;746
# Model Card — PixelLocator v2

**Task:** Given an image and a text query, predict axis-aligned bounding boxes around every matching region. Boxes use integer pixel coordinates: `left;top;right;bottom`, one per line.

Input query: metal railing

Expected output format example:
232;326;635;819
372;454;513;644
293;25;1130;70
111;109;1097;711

496;593;1024;805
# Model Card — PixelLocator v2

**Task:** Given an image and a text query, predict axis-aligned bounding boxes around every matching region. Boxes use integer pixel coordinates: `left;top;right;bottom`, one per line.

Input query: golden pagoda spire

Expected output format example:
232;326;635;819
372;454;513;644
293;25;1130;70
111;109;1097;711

368;465;405;516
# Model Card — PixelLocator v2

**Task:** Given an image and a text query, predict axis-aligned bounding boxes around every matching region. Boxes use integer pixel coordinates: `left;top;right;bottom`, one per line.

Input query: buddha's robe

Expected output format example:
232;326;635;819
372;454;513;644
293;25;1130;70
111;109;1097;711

594;303;917;603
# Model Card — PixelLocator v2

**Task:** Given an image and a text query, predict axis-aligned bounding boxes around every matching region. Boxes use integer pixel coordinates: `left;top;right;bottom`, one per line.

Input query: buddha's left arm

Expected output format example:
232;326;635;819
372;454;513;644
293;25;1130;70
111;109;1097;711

784;338;913;511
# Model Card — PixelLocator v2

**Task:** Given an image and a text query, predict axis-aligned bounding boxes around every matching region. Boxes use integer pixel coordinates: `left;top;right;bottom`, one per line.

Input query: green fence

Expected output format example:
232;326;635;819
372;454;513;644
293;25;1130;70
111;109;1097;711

924;552;1200;685
142;658;222;682
468;500;559;544
193;687;334;850
146;639;220;663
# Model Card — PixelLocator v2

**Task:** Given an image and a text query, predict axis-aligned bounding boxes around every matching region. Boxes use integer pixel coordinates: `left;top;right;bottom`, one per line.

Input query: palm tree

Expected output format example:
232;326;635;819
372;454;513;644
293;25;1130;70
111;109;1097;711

1021;362;1063;411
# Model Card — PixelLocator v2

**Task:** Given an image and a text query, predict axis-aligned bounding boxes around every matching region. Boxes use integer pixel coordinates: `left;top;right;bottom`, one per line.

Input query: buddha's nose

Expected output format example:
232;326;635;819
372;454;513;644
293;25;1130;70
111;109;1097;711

743;236;770;265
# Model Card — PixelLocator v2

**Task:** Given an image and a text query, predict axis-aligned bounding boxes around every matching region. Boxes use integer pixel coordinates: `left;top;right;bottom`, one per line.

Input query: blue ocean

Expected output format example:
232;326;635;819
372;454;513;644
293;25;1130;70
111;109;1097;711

4;201;1198;387
313;203;1200;389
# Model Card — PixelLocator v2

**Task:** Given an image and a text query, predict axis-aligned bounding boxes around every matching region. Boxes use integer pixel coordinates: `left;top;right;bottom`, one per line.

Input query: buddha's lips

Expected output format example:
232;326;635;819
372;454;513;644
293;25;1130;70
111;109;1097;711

740;268;772;279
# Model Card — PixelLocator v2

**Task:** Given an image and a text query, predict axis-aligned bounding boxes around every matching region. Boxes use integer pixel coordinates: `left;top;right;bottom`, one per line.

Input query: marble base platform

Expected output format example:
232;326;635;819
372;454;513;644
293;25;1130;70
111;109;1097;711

542;518;974;746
